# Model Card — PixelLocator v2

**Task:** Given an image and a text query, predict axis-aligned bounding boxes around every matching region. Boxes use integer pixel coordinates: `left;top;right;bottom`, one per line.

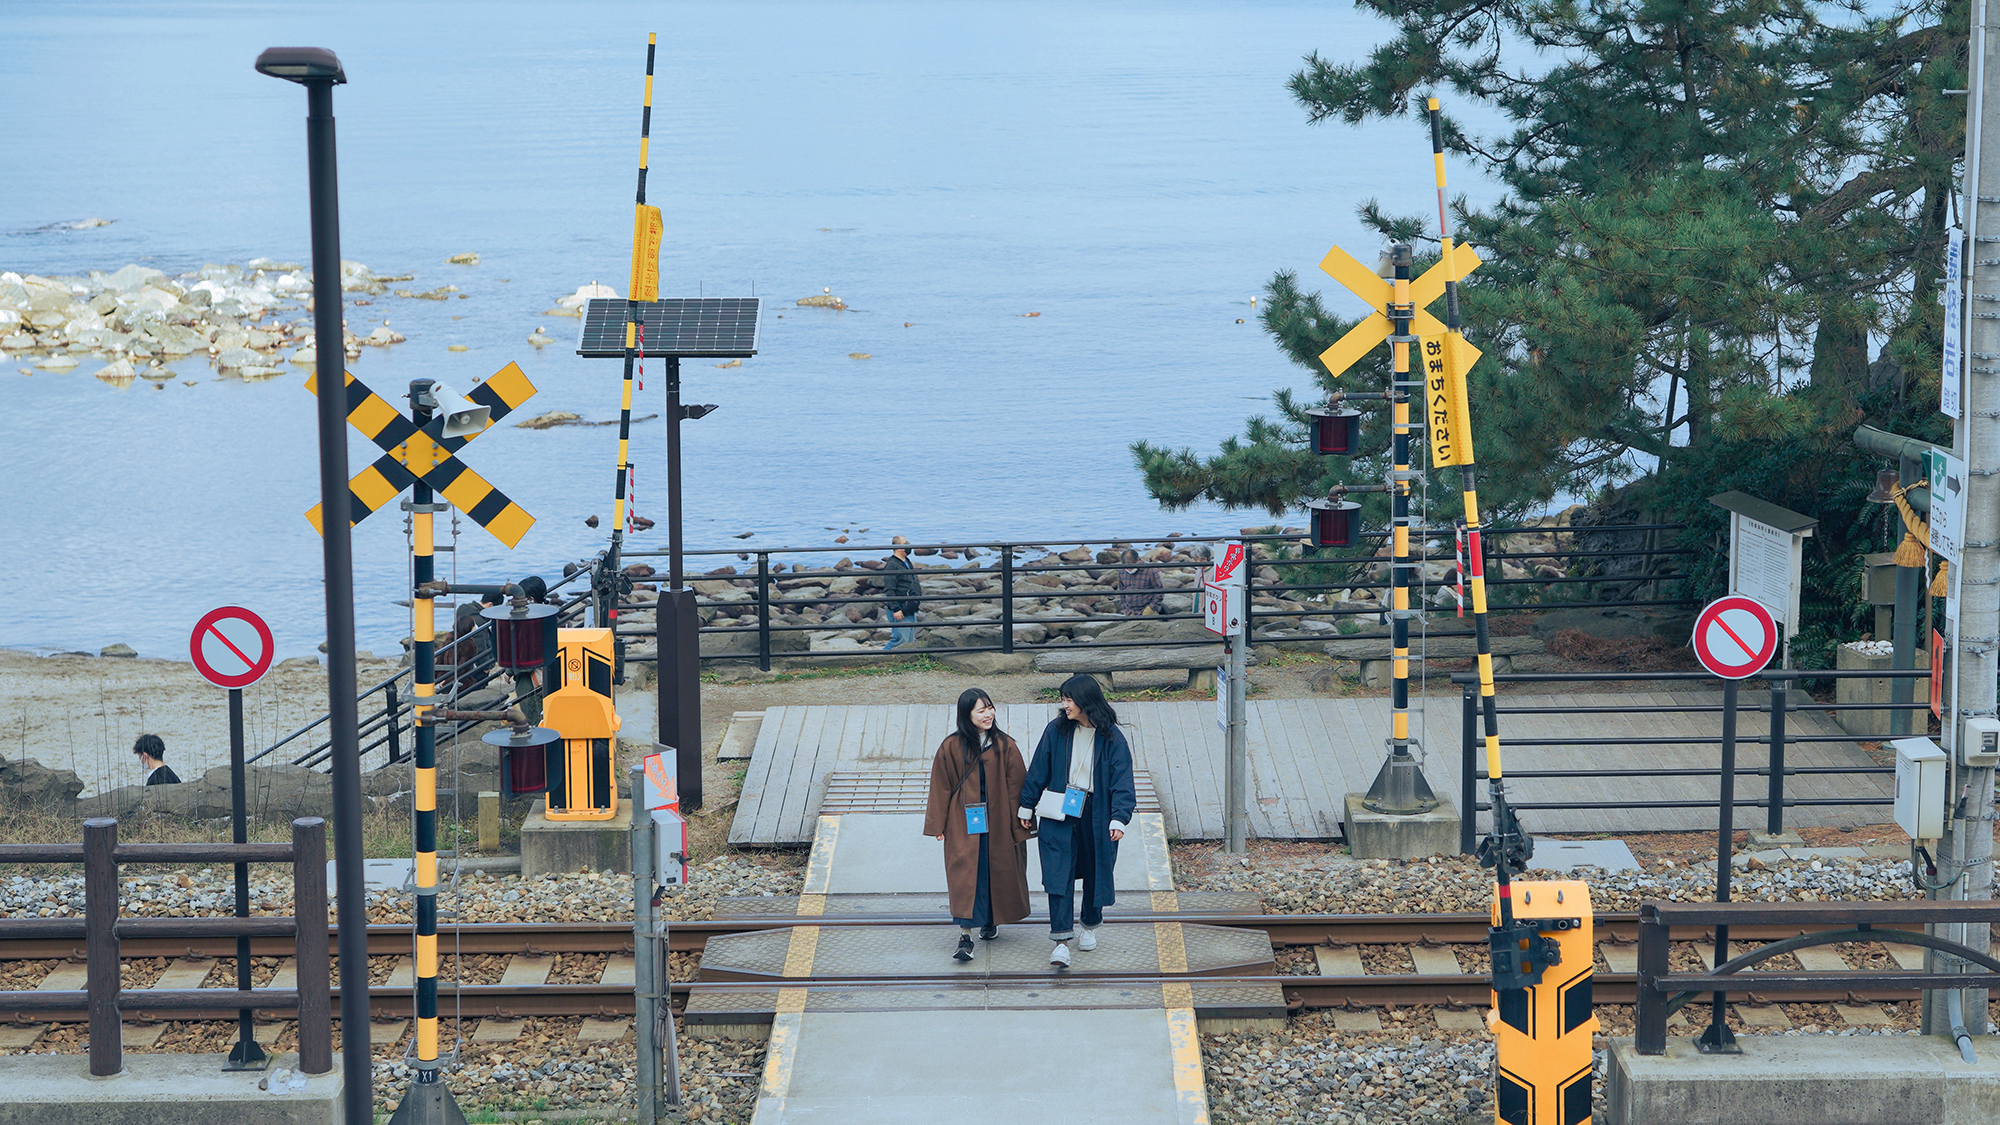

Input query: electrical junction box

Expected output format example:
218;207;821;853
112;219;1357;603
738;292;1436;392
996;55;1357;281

1893;737;1947;840
1202;581;1238;636
1962;716;2000;767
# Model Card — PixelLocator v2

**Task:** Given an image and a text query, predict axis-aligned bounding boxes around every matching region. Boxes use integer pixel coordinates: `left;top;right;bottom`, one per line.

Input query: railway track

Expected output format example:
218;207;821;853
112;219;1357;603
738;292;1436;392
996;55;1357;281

0;911;1948;1024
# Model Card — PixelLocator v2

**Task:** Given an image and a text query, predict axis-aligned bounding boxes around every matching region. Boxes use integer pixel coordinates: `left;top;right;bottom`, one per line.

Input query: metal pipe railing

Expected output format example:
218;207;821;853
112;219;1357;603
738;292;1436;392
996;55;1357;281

1456;669;1929;853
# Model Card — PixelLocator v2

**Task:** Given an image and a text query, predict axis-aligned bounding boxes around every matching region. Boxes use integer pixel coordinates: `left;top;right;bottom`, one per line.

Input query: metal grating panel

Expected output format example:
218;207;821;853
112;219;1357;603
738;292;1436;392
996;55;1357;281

575;297;761;358
819;771;1161;815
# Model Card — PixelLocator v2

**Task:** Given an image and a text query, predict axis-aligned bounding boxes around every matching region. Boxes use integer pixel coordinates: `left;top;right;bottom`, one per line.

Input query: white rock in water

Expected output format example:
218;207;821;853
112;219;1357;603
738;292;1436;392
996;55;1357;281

101;264;165;292
558;281;619;309
215;346;260;369
237;365;282;381
527;328;553;346
446;252;480;265
290;346;316;365
37;354;79;371
246;258;303;272
129;288;181;315
69;218;113;229
94;358;136;383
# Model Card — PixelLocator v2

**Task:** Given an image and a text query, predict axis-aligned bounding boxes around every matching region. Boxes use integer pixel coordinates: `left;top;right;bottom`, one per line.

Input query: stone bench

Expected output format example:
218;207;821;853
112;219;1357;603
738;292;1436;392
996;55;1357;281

1032;645;1240;692
1322;635;1545;688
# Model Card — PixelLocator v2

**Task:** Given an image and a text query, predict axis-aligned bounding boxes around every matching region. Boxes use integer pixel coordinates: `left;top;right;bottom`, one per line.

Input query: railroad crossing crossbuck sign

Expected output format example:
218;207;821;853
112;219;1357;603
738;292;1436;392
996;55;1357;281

190;605;275;689
1691;595;1779;680
1316;243;1482;379
303;363;539;547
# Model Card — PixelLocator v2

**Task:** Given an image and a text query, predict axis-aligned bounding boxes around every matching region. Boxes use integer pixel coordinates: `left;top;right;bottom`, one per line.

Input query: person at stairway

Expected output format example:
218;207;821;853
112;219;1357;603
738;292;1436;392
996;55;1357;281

1019;674;1137;969
133;734;181;785
925;689;1034;962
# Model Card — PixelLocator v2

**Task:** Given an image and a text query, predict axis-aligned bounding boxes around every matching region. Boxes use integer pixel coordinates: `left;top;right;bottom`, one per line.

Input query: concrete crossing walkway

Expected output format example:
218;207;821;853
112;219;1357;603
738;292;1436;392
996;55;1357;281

693;811;1264;1124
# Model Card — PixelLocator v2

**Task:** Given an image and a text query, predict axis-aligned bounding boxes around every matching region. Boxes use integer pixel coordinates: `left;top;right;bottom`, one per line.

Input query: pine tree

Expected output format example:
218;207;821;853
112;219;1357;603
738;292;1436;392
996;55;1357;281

1134;0;1965;526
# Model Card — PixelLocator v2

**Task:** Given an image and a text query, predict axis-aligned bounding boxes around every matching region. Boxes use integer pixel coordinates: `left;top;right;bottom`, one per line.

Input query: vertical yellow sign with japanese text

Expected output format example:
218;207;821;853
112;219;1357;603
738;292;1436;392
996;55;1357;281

629;203;663;302
1423;333;1479;466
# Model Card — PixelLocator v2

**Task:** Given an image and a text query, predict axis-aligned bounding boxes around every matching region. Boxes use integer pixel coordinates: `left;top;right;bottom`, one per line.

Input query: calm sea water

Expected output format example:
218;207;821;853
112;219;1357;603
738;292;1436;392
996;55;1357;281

0;0;1500;659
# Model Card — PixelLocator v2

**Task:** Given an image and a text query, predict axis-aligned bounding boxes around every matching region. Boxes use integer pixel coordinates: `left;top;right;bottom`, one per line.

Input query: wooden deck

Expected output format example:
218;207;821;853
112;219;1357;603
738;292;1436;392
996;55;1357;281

726;694;1894;846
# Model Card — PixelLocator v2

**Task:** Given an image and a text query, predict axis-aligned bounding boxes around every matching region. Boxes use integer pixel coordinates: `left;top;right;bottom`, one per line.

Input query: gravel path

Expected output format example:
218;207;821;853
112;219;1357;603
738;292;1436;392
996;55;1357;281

0;852;802;925
1170;842;1922;913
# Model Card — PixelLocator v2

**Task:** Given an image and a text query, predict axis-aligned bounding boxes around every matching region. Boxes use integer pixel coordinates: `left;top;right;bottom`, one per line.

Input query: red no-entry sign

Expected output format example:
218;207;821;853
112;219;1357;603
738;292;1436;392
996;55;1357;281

1692;595;1778;680
190;606;275;689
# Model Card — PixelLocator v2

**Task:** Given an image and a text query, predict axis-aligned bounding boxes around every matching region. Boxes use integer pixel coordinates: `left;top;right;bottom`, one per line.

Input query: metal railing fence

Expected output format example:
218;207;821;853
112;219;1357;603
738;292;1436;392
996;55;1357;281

615;524;1691;672
1453;669;1927;853
254;524;1682;775
250;563;602;771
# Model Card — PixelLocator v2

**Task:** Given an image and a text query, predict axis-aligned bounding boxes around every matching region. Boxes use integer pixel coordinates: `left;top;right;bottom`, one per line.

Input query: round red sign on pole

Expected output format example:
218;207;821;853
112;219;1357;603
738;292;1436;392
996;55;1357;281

189;606;276;689
1691;596;1779;680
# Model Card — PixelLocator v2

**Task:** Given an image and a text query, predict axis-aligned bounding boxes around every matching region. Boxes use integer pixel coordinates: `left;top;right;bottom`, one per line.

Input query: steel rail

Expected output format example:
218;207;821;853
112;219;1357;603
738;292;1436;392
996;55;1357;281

0;972;1936;1023
3;911;1964;962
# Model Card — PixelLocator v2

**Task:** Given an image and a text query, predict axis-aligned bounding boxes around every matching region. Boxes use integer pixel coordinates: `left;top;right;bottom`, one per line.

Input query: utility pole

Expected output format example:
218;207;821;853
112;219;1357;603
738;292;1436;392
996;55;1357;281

1929;0;1998;1039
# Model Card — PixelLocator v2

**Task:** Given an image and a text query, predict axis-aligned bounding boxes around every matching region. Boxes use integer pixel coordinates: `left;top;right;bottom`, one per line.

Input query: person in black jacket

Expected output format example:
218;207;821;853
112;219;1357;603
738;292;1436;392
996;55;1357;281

881;536;922;650
133;734;181;785
1017;674;1137;968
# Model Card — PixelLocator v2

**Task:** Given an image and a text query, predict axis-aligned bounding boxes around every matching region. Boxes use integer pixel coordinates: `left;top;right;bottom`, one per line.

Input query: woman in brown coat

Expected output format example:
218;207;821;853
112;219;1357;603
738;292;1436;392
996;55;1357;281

924;688;1034;962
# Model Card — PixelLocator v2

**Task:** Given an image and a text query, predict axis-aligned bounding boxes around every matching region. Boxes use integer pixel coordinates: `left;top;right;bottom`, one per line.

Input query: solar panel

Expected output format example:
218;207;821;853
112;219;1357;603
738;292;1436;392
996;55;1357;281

575;298;762;358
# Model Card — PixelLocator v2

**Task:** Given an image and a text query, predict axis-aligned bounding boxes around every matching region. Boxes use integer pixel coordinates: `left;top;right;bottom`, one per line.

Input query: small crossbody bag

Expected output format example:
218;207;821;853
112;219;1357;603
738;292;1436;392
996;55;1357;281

947;751;988;834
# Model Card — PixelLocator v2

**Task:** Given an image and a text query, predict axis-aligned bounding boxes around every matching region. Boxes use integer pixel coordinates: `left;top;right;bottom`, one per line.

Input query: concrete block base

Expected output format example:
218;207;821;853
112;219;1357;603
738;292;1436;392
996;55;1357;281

1343;795;1461;860
1607;1034;2000;1125
1747;830;1805;849
0;1051;338;1125
520;802;631;879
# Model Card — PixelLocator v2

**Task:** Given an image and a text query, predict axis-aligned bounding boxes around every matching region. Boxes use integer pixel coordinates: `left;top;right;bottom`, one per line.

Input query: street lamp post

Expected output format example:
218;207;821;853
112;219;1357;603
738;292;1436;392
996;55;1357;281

254;46;372;1125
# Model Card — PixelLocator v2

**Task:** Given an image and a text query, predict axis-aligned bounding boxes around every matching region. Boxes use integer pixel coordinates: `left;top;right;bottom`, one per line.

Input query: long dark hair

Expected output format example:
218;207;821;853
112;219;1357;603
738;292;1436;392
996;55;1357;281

954;688;1003;772
1055;674;1118;733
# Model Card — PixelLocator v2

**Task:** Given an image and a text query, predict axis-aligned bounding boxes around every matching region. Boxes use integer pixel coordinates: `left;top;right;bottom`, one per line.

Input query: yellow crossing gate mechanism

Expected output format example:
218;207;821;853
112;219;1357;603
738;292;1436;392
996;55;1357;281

1488;880;1597;1125
543;628;620;821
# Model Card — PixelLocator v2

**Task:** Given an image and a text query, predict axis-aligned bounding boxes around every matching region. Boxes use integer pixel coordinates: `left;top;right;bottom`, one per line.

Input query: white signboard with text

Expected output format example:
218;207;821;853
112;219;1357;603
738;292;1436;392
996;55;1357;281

1944;225;1964;419
1729;516;1795;627
1929;449;1968;567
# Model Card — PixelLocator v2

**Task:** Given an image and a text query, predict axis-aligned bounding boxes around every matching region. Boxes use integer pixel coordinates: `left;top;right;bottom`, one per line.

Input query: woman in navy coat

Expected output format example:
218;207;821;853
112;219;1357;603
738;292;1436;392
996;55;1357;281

1017;674;1137;968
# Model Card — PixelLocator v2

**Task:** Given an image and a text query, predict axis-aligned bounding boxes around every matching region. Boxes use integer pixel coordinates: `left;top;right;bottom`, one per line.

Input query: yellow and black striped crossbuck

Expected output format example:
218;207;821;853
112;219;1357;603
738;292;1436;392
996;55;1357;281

304;363;539;547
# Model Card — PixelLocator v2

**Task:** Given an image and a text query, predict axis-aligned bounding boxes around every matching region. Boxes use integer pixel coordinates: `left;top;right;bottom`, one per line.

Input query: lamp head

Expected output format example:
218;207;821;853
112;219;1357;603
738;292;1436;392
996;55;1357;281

254;47;346;85
680;403;720;421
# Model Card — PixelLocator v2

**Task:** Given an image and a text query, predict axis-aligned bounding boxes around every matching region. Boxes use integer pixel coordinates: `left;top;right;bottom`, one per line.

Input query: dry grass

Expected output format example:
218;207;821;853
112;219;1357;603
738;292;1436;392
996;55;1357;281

1543;628;1701;672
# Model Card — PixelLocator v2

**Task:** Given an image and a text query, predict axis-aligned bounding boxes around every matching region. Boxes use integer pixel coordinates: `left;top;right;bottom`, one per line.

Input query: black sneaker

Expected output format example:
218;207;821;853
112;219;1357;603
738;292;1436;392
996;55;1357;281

979;924;999;941
953;935;976;962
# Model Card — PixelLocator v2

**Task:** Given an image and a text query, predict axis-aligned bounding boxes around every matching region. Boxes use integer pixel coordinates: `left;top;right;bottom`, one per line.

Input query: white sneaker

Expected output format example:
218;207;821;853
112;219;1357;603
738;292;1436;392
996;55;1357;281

1078;929;1097;952
1050;942;1071;968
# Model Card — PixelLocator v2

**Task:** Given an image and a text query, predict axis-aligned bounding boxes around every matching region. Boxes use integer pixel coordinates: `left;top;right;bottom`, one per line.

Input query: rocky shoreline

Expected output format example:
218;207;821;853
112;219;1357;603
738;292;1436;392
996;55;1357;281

0;260;613;385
